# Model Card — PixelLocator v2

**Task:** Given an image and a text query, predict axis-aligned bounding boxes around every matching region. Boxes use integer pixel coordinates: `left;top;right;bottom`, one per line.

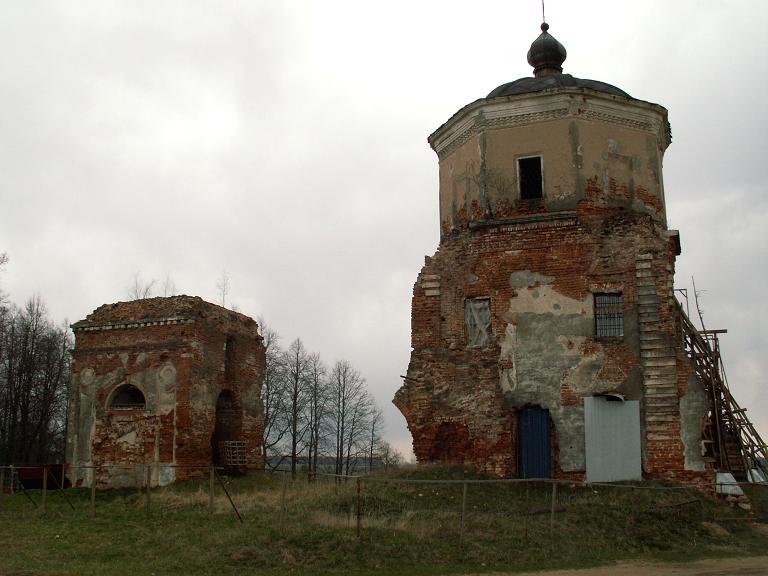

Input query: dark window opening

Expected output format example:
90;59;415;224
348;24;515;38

224;335;236;384
518;156;543;200
595;293;624;338
110;384;146;409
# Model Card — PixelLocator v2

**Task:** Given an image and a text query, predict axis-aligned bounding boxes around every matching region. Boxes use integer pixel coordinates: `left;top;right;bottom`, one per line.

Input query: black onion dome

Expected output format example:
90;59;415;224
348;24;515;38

527;23;567;74
486;74;631;99
487;23;630;99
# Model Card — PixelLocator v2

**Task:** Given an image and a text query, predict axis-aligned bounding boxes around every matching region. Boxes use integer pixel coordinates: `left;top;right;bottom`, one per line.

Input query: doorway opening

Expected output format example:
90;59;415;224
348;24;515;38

212;390;244;468
517;406;552;479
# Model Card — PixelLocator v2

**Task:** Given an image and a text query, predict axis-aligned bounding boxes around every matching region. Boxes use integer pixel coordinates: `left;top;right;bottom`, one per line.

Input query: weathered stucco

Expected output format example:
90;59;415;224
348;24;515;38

680;374;708;472
433;91;670;238
66;296;265;488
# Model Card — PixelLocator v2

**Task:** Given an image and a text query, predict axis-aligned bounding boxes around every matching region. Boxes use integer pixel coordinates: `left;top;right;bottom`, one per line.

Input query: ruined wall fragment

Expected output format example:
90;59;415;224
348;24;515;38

66;296;265;488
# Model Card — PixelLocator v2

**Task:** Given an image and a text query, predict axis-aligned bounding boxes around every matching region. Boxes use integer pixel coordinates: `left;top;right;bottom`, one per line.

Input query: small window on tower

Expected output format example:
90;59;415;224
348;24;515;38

594;293;624;338
465;297;492;347
518;156;543;200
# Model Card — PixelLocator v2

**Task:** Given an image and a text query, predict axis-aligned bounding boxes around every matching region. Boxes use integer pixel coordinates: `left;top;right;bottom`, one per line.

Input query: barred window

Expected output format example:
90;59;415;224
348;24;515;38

594;293;623;338
465;297;491;347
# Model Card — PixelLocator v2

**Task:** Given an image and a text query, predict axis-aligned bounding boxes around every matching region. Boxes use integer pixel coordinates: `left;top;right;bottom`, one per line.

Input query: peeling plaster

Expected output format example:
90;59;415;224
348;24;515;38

509;271;554;289
680;374;708;471
499;275;625;471
116;429;137;445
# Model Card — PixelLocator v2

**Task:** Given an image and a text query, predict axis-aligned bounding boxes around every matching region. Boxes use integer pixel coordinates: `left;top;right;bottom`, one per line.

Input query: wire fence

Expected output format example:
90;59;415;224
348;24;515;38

1;464;766;551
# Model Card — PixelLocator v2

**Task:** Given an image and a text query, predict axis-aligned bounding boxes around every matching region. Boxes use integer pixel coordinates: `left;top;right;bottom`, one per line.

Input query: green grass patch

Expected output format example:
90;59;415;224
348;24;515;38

1;469;766;576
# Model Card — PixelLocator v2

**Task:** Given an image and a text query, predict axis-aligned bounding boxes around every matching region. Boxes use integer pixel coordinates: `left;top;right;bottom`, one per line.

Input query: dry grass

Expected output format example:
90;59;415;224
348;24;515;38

2;470;768;576
309;508;448;538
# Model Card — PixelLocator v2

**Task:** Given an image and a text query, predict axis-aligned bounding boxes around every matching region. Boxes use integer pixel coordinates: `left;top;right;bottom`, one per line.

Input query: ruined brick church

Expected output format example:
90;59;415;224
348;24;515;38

395;23;723;484
66;296;265;487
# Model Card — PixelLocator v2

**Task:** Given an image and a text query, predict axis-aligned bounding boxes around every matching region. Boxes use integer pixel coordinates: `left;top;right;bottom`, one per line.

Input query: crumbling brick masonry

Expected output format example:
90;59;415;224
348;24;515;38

394;24;712;486
65;296;265;488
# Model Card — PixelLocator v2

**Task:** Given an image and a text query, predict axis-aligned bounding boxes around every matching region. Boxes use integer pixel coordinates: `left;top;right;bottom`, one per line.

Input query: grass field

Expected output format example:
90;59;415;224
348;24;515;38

1;466;767;576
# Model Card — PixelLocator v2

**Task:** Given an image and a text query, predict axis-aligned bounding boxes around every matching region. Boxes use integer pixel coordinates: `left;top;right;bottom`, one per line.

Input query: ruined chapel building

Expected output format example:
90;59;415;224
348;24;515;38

395;24;768;484
66;296;265;488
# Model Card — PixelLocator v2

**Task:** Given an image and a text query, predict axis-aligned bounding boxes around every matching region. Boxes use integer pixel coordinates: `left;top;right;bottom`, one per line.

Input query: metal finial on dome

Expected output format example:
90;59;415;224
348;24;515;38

527;22;567;77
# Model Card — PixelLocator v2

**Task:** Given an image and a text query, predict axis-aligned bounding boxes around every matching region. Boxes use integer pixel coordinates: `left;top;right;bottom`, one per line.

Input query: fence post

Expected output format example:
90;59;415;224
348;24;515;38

356;477;362;540
42;466;48;513
0;467;4;509
145;464;151;517
523;482;529;540
459;481;468;556
90;467;96;517
279;472;287;532
214;467;243;523
550;482;557;535
9;465;14;496
209;465;215;520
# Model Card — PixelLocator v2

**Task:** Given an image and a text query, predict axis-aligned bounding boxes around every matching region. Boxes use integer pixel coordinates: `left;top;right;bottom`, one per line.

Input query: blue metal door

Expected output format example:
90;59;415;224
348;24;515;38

518;407;552;478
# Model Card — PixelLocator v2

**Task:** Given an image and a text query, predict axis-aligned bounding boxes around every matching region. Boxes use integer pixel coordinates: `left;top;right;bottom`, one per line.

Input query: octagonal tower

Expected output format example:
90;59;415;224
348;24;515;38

395;24;711;484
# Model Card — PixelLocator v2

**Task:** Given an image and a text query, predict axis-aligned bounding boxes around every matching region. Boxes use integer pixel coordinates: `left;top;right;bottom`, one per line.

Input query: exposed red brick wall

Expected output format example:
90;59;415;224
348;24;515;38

396;178;712;485
66;296;265;488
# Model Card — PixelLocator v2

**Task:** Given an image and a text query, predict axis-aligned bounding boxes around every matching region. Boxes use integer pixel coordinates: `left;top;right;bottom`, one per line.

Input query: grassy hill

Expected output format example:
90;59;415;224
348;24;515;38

1;466;766;576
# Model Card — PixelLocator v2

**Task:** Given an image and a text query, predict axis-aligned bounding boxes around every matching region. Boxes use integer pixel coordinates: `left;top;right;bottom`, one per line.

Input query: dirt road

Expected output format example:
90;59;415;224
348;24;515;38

461;556;768;576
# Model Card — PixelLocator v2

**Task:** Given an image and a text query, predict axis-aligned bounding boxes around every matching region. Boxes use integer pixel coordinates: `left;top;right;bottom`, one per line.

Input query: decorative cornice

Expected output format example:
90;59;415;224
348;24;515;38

72;316;195;332
430;90;670;160
470;210;579;233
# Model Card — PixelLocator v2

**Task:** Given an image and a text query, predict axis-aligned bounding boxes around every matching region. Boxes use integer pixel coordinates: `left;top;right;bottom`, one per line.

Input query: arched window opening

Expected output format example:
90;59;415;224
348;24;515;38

110;384;146;410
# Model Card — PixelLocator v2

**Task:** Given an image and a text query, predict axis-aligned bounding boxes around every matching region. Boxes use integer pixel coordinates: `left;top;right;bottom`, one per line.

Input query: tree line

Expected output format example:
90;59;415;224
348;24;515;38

0;253;72;464
0;257;402;471
260;319;400;478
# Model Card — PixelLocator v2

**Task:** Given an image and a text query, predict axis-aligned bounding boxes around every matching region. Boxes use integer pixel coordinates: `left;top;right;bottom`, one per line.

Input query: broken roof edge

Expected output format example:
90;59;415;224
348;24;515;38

71;295;259;332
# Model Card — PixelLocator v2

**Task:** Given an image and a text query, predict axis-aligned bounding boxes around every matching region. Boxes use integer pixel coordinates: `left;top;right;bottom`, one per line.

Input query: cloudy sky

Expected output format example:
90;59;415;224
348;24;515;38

1;1;766;459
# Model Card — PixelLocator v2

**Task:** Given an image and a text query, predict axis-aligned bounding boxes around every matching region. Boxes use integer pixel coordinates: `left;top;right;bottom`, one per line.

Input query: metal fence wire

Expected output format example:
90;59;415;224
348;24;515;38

1;465;766;550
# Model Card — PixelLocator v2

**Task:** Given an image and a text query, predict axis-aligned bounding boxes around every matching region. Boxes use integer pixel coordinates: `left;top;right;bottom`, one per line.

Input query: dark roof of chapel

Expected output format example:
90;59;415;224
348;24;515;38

486;23;631;100
487;73;631;99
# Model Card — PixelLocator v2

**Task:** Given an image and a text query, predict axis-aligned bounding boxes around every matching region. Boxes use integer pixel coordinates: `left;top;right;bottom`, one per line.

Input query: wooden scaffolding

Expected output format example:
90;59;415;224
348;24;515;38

677;300;768;481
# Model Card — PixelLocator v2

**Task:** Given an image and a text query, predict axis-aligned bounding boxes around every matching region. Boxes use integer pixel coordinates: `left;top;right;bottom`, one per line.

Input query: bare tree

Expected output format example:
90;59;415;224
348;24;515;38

305;352;328;480
161;273;177;297
367;406;383;472
216;270;230;308
343;388;375;476
127;271;156;300
0;295;71;464
328;359;375;477
378;441;404;469
0;252;9;305
258;317;289;469
283;338;311;478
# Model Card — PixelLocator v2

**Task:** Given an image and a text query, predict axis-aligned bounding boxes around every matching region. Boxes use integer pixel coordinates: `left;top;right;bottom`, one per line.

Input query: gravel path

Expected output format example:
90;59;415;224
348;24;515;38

459;556;768;576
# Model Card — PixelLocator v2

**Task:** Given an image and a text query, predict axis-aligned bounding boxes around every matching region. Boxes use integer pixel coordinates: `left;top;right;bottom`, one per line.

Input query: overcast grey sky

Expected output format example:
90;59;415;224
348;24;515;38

1;1;766;459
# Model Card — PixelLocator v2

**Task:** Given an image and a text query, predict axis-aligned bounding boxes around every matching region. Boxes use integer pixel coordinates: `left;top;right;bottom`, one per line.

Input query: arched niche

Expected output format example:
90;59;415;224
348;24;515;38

212;390;242;466
109;384;146;410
